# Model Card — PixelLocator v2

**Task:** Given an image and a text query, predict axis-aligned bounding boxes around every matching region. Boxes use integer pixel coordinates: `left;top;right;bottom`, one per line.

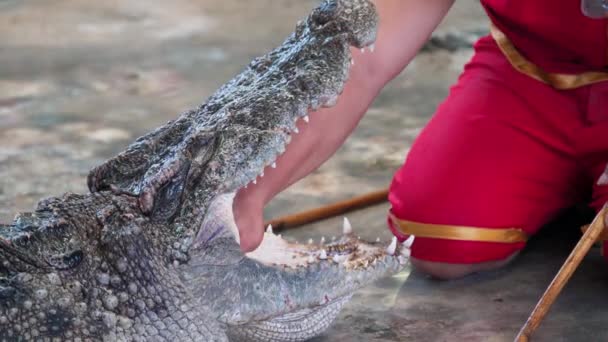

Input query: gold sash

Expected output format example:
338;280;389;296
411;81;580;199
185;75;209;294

389;212;528;243
491;24;608;89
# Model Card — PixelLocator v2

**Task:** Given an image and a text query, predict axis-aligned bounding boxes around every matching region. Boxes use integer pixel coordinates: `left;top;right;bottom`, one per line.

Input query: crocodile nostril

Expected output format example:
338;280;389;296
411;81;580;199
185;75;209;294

46;250;84;270
311;1;337;27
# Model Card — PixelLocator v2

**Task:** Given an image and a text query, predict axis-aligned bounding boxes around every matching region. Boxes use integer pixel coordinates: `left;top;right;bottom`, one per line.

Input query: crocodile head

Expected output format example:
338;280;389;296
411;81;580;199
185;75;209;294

1;1;409;341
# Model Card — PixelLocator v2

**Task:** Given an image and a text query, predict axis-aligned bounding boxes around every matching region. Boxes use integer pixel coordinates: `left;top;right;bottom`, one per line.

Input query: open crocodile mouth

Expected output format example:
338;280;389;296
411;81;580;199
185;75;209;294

184;2;408;311
190;37;401;272
191;30;382;254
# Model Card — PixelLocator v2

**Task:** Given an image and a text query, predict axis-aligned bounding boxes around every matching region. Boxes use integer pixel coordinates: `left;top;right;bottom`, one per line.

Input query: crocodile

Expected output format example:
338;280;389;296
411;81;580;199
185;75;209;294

0;0;412;340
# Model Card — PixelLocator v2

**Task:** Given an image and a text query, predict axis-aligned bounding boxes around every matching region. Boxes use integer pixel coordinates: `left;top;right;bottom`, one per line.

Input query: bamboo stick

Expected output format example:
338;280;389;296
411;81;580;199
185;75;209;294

515;206;607;341
264;188;389;232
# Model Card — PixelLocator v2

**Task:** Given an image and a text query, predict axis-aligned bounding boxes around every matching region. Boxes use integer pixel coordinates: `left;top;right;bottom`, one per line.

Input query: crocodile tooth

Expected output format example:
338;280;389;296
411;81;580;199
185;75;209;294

342;217;353;235
320;236;326;244
369;43;375;52
332;254;348;263
266;224;273;235
308;238;313;244
319;250;327;260
324;95;338;107
271;162;277;168
303;115;309;123
386;237;397;255
403;235;415;248
293;126;299;134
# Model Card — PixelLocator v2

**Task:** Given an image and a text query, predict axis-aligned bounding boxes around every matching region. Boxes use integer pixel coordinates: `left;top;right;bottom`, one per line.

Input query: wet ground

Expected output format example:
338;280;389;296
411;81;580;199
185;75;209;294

2;1;607;341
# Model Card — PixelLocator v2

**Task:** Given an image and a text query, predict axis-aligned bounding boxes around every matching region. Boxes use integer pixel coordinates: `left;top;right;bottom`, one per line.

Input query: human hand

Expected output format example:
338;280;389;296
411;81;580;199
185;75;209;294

232;187;265;253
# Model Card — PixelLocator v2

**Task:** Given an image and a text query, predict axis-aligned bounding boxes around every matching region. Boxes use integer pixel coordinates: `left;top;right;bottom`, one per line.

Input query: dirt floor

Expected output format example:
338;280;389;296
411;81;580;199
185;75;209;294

2;1;608;341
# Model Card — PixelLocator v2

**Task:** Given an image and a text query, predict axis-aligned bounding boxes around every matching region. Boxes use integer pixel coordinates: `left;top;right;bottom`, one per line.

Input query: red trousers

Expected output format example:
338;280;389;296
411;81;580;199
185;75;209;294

388;36;608;264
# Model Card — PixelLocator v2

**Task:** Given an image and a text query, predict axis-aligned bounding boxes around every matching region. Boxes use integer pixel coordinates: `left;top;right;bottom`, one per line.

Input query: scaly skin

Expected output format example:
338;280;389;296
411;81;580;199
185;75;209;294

0;1;410;340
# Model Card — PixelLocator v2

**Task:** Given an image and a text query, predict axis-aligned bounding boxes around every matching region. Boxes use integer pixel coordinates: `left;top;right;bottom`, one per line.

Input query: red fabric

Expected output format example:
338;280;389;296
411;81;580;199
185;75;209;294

387;36;608;264
481;0;608;73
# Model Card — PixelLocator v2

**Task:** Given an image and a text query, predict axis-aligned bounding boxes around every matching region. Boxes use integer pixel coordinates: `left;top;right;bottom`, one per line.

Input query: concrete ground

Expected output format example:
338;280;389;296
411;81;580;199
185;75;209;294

1;1;607;341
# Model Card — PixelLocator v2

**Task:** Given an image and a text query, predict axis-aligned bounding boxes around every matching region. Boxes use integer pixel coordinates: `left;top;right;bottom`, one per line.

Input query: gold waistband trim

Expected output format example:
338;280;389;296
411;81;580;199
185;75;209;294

388;212;528;244
490;24;608;89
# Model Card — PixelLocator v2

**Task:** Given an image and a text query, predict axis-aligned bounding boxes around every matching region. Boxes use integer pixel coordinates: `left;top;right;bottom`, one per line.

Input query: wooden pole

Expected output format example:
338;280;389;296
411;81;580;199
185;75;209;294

515;206;607;341
264;188;389;232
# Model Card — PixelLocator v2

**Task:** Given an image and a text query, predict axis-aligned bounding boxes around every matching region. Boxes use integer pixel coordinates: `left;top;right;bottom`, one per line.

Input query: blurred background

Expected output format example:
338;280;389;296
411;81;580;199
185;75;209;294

0;0;488;223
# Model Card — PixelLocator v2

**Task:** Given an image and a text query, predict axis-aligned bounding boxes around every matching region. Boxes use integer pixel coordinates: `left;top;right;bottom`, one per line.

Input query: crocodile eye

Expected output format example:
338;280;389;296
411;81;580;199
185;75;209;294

46;250;84;270
0;285;16;300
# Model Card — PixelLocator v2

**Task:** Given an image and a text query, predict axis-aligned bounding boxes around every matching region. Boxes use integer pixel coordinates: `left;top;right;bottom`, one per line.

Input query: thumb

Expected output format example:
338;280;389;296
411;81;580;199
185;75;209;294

237;213;264;253
232;195;265;252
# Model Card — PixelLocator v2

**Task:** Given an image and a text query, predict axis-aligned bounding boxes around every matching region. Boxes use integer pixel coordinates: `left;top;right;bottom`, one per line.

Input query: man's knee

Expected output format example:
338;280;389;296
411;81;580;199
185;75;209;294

410;258;478;280
410;252;519;280
387;210;526;279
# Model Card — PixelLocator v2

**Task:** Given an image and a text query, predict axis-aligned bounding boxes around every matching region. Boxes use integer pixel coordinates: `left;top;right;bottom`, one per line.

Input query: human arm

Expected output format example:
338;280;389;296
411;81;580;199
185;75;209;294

234;0;456;252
